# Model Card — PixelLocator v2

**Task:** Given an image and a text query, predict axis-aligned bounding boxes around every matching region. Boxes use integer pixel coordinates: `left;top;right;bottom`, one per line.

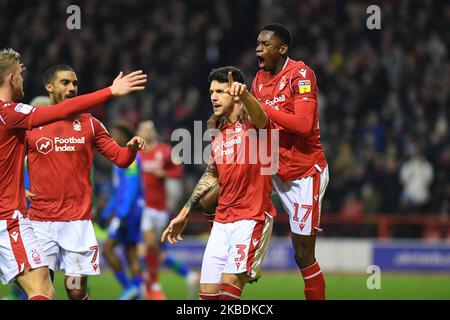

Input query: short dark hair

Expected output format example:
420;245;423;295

208;66;245;84
261;23;292;47
44;65;75;85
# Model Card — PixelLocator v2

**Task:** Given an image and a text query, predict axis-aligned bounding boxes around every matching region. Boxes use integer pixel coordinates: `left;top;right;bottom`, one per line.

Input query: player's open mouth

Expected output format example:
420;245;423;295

257;56;265;68
213;104;222;112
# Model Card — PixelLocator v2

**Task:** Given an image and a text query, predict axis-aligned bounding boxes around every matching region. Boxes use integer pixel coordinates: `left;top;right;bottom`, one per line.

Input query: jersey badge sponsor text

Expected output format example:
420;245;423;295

298;80;311;94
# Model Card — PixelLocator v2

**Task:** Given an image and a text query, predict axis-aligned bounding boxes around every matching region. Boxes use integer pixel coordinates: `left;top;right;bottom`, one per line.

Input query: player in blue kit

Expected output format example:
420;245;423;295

100;122;145;300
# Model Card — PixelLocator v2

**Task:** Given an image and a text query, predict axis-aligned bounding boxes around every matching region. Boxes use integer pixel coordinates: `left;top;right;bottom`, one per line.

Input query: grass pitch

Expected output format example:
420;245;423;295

1;271;449;300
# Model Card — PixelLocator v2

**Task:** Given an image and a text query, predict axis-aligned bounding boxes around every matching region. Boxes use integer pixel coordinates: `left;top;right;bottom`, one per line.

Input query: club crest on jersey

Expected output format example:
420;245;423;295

279;76;287;91
298;80;311;94
73;120;81;131
235;122;242;133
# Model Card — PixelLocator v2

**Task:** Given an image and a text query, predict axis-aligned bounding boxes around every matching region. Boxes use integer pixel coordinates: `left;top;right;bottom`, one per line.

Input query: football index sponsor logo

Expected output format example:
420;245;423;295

221;135;242;156
36;137;53;154
265;95;286;110
36;136;85;154
171;121;279;175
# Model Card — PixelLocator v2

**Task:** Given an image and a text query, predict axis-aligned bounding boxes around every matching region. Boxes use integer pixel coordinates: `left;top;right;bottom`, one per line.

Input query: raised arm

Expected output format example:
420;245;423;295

262;66;317;136
225;71;268;129
24;71;147;129
0;70;147;129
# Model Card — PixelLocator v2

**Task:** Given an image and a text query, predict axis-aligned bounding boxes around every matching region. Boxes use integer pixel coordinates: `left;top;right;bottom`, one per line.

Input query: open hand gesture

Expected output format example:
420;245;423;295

110;70;148;96
127;136;148;151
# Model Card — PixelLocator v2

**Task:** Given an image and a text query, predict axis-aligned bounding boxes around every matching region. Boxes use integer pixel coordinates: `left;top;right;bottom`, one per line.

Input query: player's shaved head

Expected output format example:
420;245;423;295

208;66;244;84
261;23;292;47
44;65;75;85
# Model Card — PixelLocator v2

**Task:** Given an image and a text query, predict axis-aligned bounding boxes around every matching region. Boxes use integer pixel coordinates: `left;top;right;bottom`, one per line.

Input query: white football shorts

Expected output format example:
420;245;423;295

0;212;48;284
30;219;100;277
200;213;273;284
140;207;170;238
272;165;329;236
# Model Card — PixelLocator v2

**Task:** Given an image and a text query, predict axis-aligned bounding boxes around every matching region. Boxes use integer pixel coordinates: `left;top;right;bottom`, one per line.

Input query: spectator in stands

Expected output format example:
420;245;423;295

1;0;448;237
399;150;434;214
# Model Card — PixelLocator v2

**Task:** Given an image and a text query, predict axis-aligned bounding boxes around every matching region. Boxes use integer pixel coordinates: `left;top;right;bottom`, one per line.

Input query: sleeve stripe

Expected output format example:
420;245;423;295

289;73;294;94
90;117;95;136
0;114;5;125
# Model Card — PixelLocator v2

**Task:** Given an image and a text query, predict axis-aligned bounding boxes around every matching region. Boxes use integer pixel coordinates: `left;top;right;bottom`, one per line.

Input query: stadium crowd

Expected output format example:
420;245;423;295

1;0;448;235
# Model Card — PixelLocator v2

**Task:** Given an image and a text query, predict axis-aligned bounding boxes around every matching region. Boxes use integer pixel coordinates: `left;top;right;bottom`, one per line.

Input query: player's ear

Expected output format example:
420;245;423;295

45;83;53;94
279;44;288;56
7;72;15;85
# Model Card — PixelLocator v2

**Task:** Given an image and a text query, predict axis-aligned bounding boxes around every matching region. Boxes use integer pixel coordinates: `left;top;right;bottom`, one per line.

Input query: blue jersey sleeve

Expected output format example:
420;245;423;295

100;187;117;219
100;166;120;219
116;160;141;219
24;162;30;208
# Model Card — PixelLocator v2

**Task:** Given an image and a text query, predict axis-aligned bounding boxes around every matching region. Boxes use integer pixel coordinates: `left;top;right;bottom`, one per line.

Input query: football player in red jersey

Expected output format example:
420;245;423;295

0;48;147;300
251;24;329;300
25;65;147;300
138;120;199;300
175;24;330;300
162;67;275;300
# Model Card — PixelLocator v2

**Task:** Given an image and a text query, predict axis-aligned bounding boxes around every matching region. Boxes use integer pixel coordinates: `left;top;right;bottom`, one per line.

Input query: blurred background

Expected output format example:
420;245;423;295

0;0;449;299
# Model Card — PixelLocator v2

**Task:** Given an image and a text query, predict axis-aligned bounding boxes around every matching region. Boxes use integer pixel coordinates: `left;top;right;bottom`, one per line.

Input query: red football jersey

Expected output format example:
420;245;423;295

139;143;183;211
212;119;276;223
0;101;36;219
251;58;327;181
26;114;135;221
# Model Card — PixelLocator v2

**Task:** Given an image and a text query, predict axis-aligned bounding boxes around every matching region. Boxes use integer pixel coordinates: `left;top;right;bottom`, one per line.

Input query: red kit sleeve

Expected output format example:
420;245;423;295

91;117;136;168
26;88;112;129
263;66;317;136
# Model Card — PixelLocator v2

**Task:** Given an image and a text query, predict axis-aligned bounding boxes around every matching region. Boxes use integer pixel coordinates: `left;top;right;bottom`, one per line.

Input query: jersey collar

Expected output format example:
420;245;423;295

269;57;291;80
282;57;291;71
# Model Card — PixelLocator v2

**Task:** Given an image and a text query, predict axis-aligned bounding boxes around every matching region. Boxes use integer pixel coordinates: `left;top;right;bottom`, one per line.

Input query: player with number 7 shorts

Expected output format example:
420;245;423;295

24;65;148;300
0;48;147;300
162;66;277;300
